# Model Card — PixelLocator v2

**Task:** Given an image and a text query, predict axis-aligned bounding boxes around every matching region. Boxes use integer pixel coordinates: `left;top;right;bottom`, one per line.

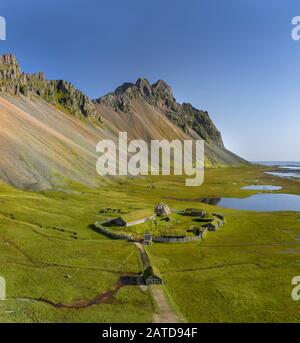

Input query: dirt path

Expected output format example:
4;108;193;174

134;242;150;267
134;242;181;323
151;285;181;323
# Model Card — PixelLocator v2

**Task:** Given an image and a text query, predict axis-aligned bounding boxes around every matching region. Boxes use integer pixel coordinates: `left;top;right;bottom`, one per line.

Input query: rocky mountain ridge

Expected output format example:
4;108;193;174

0;54;99;121
0;53;226;150
0;53;248;189
95;77;224;148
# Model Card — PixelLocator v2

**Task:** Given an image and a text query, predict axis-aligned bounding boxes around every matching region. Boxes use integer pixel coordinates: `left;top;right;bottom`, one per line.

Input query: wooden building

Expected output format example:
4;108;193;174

143;266;164;285
111;209;156;227
143;232;152;245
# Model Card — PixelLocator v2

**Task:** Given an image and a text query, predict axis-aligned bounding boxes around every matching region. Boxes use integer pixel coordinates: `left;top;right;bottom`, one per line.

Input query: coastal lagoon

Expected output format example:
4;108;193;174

258;161;300;179
200;193;300;212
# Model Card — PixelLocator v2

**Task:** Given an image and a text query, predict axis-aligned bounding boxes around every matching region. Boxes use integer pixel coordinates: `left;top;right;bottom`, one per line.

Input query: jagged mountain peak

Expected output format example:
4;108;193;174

151;79;173;97
0;55;247;190
101;77;174;101
0;53;19;66
0;53;99;120
96;77;224;148
136;77;152;96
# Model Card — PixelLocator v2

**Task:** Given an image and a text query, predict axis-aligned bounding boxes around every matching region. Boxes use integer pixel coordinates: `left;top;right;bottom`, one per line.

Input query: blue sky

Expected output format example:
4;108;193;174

0;0;300;161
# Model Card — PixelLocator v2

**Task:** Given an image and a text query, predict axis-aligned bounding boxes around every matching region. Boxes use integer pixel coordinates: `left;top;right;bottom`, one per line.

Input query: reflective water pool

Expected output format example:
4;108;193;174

241;185;282;191
199;194;300;212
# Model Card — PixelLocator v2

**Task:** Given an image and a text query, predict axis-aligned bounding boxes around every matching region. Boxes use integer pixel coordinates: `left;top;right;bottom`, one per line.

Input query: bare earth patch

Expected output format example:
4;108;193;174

150;286;181;323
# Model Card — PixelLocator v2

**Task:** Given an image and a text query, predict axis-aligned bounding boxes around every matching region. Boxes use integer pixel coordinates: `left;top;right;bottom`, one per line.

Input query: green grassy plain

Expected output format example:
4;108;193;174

0;166;300;322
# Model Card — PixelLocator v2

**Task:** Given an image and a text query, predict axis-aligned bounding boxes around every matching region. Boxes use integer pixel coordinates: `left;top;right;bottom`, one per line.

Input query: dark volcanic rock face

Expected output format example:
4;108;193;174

95;77;224;148
0;54;23;93
0;54;99;120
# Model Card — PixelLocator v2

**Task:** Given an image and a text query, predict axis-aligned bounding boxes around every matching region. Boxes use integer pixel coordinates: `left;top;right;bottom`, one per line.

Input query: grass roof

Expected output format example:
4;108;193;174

143;266;163;280
121;209;155;223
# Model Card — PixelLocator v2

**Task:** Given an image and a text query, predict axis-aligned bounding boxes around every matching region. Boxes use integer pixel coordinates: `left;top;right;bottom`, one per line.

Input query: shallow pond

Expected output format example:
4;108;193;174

199;194;300;212
241;185;282;191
